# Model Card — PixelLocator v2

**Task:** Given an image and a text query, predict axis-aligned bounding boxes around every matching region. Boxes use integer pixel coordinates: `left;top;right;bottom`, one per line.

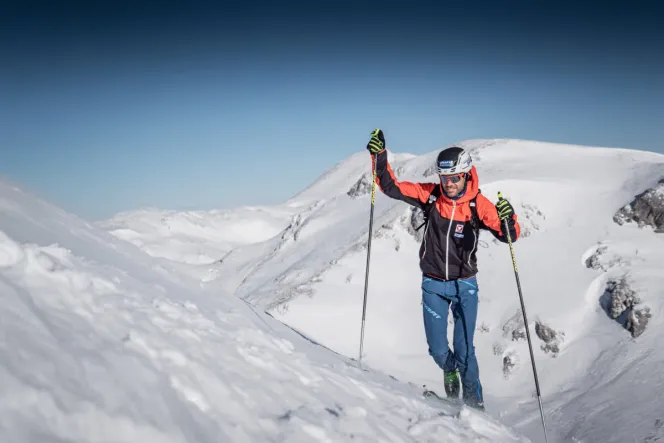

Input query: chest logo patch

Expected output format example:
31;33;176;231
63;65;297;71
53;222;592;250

454;223;465;238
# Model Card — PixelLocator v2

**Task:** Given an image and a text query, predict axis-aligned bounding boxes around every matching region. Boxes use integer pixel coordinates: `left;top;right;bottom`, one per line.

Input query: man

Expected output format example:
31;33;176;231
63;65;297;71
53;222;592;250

366;129;520;411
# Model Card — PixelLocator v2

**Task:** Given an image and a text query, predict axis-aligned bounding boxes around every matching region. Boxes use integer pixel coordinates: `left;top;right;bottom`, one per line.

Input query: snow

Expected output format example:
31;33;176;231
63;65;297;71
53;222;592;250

103;138;664;443
0;182;527;442
99;206;293;265
655;183;664;198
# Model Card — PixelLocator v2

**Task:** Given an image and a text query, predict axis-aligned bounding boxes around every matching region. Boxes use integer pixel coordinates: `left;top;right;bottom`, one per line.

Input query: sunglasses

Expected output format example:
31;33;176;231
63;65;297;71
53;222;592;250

440;173;465;184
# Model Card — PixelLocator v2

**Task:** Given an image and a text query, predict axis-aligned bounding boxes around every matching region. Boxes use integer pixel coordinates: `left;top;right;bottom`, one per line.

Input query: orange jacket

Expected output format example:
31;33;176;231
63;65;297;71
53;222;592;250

371;149;520;280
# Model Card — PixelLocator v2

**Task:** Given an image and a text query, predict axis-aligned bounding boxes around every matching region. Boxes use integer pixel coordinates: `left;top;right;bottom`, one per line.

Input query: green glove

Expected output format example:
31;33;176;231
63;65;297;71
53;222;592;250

496;193;515;221
367;128;386;153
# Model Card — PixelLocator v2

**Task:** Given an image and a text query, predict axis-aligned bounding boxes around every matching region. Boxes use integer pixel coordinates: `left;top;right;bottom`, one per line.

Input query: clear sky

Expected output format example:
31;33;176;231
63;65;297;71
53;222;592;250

2;1;663;220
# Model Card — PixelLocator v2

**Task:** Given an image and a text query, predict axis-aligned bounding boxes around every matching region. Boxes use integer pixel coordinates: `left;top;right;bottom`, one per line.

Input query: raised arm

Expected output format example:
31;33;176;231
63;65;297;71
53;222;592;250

367;129;435;208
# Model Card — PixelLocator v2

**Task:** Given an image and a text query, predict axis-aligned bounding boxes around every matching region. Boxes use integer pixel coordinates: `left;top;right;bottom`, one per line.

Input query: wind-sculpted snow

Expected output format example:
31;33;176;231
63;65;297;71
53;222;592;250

0;181;528;442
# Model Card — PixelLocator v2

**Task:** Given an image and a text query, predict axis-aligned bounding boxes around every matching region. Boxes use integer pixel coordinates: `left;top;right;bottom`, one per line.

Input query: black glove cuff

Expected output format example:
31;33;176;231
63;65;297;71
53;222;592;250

501;214;515;225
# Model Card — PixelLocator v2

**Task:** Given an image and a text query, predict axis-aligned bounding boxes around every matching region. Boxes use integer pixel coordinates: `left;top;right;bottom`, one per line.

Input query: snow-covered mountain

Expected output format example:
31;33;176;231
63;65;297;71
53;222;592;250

0;180;528;441
100;138;664;443
100;206;293;265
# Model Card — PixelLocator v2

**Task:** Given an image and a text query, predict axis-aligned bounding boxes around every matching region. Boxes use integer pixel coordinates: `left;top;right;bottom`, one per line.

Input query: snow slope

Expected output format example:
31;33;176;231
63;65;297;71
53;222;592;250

100;206;293;265
0;180;527;442
102;138;664;443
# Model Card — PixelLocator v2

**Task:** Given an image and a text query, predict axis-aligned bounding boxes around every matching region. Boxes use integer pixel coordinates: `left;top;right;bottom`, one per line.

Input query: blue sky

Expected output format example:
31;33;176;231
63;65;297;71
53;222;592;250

2;1;663;220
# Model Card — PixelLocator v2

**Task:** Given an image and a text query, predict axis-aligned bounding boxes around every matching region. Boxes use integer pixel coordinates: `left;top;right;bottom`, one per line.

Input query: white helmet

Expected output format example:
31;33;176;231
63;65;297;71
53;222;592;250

436;147;473;175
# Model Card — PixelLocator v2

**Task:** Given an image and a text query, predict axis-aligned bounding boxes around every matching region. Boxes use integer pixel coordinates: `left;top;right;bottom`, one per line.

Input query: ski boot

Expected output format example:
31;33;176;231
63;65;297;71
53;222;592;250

464;397;485;412
462;387;485;412
444;369;460;399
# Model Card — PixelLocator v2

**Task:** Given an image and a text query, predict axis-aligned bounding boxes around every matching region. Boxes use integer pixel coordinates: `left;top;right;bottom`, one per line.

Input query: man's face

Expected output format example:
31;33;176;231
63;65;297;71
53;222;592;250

440;173;466;197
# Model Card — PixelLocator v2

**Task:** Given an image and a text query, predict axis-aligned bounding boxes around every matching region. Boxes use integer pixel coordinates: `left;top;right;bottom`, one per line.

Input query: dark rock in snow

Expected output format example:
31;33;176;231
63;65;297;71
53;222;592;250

502;313;565;356
626;307;651;338
423;164;437;178
503;355;515;375
614;179;664;232
606;277;640;319
644;418;664;442
585;244;609;270
584;242;630;272
502;350;518;378
535;321;564;356
543;342;560;355
502;309;525;341
535;322;557;343
347;174;373;199
600;277;652;338
511;328;526;342
325;406;342;418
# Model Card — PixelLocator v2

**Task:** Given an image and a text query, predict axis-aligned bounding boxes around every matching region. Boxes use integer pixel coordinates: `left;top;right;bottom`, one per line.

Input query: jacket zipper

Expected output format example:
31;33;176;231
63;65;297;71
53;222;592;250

468;228;477;265
421;221;430;258
445;201;456;279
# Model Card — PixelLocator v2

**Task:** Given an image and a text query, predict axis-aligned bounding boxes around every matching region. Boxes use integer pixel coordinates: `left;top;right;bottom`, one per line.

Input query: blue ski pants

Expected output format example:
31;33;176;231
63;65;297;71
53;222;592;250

421;275;483;406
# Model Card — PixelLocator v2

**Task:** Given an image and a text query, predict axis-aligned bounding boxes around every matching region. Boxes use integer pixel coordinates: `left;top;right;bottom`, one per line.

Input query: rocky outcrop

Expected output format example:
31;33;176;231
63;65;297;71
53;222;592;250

601;277;652;338
423;164;437;178
586;243;653;339
626;307;651;339
347;173;374;199
347;166;406;199
606;277;640;319
614;179;664;233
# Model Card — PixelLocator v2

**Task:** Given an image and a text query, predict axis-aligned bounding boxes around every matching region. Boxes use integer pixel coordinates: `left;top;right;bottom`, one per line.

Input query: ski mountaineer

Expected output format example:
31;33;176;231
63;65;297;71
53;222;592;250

366;129;521;411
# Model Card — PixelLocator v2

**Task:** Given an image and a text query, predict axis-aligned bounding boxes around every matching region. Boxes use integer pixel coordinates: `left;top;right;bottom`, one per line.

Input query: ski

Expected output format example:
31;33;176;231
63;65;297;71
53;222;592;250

422;386;464;408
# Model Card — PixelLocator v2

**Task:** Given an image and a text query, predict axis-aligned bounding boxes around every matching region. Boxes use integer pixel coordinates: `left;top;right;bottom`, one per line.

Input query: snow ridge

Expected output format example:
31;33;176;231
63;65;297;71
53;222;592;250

0;180;527;442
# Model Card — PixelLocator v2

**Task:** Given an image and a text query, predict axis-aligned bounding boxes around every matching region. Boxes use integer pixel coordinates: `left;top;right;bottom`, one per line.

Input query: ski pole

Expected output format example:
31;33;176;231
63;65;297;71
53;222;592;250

358;151;378;368
498;191;548;443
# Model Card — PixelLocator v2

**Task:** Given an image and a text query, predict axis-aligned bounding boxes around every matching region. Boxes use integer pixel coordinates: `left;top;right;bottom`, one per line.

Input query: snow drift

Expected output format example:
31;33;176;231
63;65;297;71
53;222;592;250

0;181;527;442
